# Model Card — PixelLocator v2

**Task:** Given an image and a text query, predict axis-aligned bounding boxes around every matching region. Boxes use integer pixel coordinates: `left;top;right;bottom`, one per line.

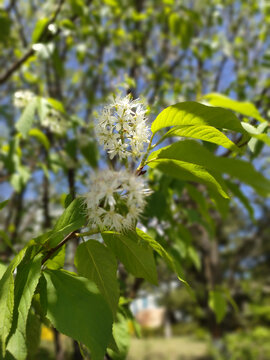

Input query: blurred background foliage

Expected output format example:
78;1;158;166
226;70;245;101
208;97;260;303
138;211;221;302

1;0;270;359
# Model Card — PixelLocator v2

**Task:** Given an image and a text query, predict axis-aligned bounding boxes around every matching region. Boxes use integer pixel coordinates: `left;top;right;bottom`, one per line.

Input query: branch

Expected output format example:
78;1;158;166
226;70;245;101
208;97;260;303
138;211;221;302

0;0;65;85
42;231;76;265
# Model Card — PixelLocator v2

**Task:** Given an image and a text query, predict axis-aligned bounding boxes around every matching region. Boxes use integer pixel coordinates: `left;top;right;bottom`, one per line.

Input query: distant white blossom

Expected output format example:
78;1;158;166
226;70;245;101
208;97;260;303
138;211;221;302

13;90;35;108
84;169;151;232
95;95;150;160
41;108;66;135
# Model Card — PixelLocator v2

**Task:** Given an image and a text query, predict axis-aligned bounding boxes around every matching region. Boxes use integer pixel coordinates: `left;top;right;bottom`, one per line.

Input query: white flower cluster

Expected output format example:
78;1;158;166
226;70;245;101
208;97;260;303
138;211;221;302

95;95;150;159
13;90;35;108
41;108;66;135
84;169;151;232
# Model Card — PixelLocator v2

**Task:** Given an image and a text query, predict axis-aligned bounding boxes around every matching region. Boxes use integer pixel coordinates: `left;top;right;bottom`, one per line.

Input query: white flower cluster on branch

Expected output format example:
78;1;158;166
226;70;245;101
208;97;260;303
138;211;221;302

84;169;151;232
13;90;35;108
95;95;150;160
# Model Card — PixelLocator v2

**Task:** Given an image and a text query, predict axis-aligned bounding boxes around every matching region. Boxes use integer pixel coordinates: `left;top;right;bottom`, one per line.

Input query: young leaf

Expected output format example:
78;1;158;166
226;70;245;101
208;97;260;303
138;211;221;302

32;18;49;42
28;128;50;150
74;240;119;316
15;98;38;137
161;125;240;152
107;313;130;360
6;254;42;360
151;101;246;135
102;231;158;285
42;270;113;360
204;93;266;123
0;247;28;357
209;290;227;323
43;197;86;249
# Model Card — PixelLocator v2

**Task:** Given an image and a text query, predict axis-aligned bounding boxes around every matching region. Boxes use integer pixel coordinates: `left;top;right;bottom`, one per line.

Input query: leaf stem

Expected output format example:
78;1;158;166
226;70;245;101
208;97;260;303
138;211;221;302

136;133;154;175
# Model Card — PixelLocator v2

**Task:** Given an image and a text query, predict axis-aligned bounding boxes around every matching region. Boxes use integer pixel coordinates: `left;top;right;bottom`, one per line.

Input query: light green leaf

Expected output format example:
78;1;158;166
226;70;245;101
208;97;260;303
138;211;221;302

107;313;130;360
74;240;119;316
26;311;41;359
241;122;270;150
0;247;28;357
43;197;86;249
28;128;50;150
6;254;42;360
0;263;7;280
16;98;38;137
147;140;270;197
148;158;229;199
43;270;113;360
136;228;176;271
187;246;201;271
102;231;158;285
32;18;49;42
161;125;240;152
151;101;246;135
204;93;266;123
47;98;66;114
209;290;227;323
45;245;66;270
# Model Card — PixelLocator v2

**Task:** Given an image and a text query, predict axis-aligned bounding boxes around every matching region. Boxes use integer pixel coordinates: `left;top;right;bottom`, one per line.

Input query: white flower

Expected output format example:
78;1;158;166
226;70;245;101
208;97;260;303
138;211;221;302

13;90;35;108
84;169;151;232
95;95;150;160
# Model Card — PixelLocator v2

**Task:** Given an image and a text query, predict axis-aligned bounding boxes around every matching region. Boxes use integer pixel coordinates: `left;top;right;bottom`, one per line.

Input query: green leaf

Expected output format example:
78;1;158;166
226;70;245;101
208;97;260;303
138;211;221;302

43;197;86;249
80;141;99;168
107;313;130;360
187;246;201;270
135;228;189;286
225;180;254;220
45;245;66;270
0;247;28;357
74;240;119;316
151;101;246;135
136;228;175;271
148;158;229;199
16;98;38;137
147;140;270;197
6;254;42;360
209;290;227;323
102;231;158;285
161;125;240;152
42;269;113;360
0;263;7;280
0;200;9;210
26;311;41;359
32;18;49;42
204;93;266;123
47;98;65;114
28;128;50;150
241;122;270;150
